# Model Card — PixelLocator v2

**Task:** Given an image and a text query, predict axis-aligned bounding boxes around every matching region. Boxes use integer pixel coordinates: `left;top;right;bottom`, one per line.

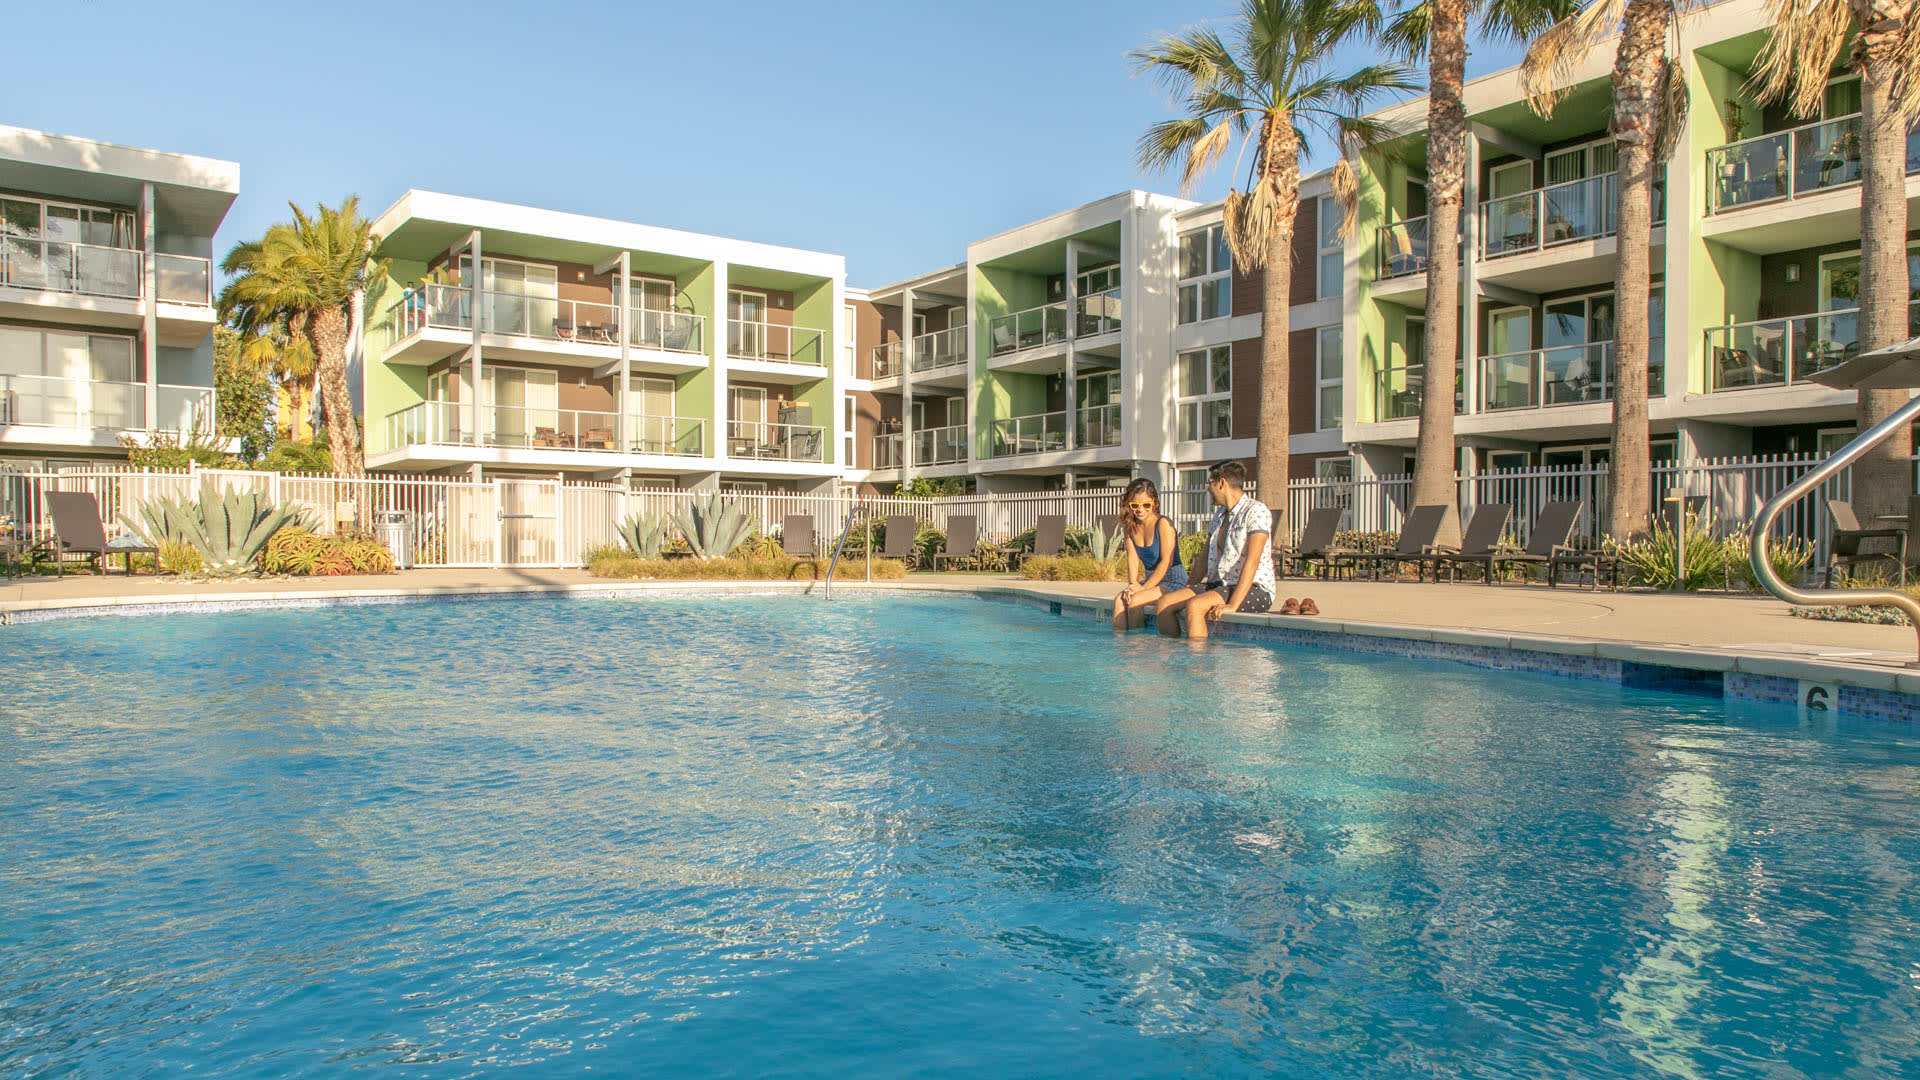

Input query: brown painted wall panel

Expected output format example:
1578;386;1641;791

1227;332;1323;441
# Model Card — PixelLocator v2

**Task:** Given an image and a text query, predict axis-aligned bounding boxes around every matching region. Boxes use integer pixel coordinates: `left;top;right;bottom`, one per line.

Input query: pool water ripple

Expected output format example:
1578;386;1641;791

5;593;1920;1077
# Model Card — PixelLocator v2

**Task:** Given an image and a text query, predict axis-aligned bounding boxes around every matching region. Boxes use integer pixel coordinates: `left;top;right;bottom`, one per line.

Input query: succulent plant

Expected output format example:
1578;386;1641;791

616;511;671;559
668;493;753;561
121;483;304;578
1087;520;1126;563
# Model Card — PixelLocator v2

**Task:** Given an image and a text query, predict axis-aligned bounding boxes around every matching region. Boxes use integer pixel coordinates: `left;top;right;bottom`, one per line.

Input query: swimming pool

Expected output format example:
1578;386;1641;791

4;592;1919;1077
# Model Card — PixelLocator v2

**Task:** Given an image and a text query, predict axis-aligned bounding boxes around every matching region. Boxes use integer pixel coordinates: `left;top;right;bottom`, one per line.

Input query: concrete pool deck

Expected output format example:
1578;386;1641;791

4;568;1918;718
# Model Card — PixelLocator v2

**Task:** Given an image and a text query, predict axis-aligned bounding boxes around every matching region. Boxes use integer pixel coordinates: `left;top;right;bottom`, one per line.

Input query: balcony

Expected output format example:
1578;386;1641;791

871;340;905;379
912;324;969;373
1378;217;1429;279
1075;403;1121;448
991;410;1067;456
1704;301;1920;392
1706;113;1920;214
1474;341;1664;411
1479;171;1666;258
384;400;705;456
988;300;1067;356
0;238;141;300
727;320;827;369
1373;365;1463;421
726;420;826;462
874;433;903;468
154;253;213;307
0;375;212;433
913;423;969;466
387;283;707;361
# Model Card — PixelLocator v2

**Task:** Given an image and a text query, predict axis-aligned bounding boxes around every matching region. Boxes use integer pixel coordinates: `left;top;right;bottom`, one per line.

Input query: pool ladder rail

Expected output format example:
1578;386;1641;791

819;500;873;599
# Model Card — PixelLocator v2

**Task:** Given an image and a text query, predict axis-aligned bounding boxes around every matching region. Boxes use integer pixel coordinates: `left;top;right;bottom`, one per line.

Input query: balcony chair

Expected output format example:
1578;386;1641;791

1827;499;1907;585
531;426;565;448
580;427;615;451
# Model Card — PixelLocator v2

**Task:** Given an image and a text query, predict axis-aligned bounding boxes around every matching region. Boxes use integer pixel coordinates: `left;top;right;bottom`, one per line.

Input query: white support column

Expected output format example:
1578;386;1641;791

1461;135;1482;416
1064;243;1081;451
899;286;917;482
449;231;483;448
713;262;730;469
616;252;632;453
141;182;157;430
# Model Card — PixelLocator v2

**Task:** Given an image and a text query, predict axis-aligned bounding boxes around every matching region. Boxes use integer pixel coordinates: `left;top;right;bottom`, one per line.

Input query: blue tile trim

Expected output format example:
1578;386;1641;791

1725;672;1797;707
1620;661;1725;697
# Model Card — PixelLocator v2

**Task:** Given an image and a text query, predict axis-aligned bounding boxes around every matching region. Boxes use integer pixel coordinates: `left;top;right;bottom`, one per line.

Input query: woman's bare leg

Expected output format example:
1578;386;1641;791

1123;585;1164;631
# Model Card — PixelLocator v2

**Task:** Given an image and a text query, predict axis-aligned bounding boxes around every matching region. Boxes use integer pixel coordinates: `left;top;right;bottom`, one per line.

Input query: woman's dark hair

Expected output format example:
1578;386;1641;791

1119;477;1159;513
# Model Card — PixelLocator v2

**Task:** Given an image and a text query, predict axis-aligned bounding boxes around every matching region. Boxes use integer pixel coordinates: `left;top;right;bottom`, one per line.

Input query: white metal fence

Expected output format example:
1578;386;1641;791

0;454;1877;572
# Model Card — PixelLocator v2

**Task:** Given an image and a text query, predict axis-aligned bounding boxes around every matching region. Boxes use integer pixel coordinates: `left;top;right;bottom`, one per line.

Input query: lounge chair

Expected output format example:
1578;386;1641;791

1274;506;1346;579
44;491;154;576
1026;514;1067;564
780;514;815;558
1479;501;1587;586
933;515;979;570
1827;499;1907;585
1347;504;1449;581
882;514;920;567
1429;503;1515;584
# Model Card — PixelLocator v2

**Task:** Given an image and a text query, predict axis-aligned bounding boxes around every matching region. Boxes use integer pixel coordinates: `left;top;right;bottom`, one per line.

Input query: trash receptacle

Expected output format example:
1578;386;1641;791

375;509;414;569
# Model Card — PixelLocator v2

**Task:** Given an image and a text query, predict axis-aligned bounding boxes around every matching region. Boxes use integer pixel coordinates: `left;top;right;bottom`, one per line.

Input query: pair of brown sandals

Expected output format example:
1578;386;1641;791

1278;598;1320;616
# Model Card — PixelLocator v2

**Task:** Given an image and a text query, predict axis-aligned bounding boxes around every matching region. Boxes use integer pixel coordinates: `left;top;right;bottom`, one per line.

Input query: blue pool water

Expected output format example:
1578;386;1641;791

5;593;1920;1078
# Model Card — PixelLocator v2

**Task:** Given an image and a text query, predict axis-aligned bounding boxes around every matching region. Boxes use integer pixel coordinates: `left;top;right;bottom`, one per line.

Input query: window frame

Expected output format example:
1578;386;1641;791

1315;325;1342;430
1177;223;1233;325
1316;197;1343;301
1175;344;1233;442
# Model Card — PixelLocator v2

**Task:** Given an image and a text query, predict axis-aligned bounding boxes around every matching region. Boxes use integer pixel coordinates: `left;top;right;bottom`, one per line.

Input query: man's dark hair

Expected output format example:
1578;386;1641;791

1207;460;1248;489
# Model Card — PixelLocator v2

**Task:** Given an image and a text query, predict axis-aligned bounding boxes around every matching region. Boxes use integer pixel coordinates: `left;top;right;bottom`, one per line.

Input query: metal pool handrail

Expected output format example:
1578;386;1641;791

1749;391;1920;661
821;500;872;599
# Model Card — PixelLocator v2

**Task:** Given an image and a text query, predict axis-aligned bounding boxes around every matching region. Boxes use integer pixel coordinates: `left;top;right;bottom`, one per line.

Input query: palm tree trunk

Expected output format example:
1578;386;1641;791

1257;120;1300;530
1414;0;1468;545
1849;3;1915;522
308;306;362;477
1605;0;1668;540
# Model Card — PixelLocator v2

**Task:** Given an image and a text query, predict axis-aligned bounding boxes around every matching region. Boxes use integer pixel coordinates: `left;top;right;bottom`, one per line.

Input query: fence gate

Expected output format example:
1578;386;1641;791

495;479;560;566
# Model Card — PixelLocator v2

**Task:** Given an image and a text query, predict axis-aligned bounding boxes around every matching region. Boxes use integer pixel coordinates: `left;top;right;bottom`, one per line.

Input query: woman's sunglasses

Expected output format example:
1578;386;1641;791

1126;501;1155;510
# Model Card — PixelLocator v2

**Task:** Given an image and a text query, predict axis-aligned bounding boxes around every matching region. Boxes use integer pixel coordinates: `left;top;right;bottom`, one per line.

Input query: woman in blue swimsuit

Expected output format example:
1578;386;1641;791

1111;477;1187;631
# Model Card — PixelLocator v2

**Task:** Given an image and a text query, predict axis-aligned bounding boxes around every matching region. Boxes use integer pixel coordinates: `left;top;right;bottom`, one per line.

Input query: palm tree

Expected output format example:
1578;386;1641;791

218;199;382;476
1386;0;1574;539
1135;0;1414;519
1522;0;1690;539
1752;1;1920;521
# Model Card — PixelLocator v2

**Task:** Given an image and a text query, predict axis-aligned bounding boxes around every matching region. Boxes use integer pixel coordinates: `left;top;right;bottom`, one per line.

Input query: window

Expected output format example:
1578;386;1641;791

633;277;675;311
1177;345;1232;441
948;305;967;328
0;326;134;382
1077;264;1120;296
1316;198;1343;301
912;312;928;337
843;392;856;464
1545;139;1618;185
1178;224;1232;324
841;304;856;377
1316;327;1342;429
1314;457;1352;481
728;290;769;357
728;385;766;440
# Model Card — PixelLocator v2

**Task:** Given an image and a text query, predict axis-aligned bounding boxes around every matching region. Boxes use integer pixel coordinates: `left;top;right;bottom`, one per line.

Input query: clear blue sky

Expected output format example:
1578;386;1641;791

14;0;1530;288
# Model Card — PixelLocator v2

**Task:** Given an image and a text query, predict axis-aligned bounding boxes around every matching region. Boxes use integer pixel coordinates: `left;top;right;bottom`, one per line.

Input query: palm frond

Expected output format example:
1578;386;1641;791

1518;0;1629;118
1748;0;1852;119
1182;120;1237;193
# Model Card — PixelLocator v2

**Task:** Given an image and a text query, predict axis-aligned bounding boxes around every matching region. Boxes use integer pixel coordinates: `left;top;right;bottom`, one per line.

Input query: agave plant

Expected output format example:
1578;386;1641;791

668;493;753;561
1087;521;1126;563
122;483;303;578
617;511;670;559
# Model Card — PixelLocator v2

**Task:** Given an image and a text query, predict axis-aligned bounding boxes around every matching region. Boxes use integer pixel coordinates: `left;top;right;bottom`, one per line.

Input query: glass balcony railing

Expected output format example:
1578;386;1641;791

873;433;903;468
629;309;705;355
1075;403;1121;448
1705;112;1920;213
1703;300;1920;392
871;341;905;379
154;253;213;306
0;375;213;432
1075;288;1123;337
0;237;142;299
912;324;969;372
1473;341;1664;411
387;401;628;451
726;420;825;461
990;410;1067;456
913;423;970;466
1377;217;1429;279
988;301;1069;356
1372;365;1463;421
1480;171;1666;258
728;320;827;367
627;413;706;456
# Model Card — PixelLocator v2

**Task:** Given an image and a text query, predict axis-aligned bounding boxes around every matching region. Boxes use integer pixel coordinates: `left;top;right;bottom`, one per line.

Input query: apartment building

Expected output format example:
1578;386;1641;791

0;126;235;470
1347;0;1907;481
361;192;847;496
846;185;1351;495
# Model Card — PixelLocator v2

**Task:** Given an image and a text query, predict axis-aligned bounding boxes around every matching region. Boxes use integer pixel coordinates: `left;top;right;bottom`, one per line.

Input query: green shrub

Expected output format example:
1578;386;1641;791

1178;532;1209;573
156;539;204;576
1725;530;1814;590
1605;515;1729;590
1020;554;1122;582
586;554;908;581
